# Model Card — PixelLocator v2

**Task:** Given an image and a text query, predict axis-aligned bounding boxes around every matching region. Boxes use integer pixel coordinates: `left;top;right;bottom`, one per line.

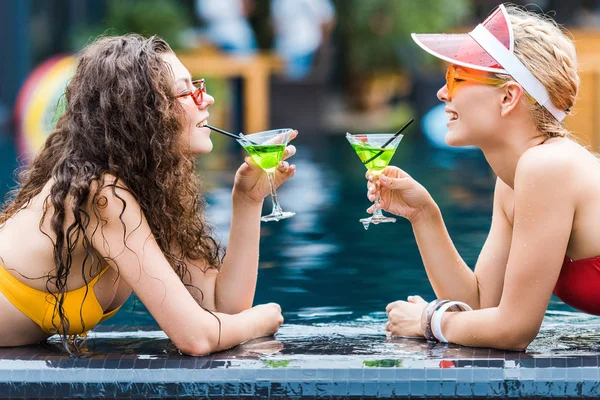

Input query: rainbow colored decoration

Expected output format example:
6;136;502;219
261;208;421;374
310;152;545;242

14;55;76;160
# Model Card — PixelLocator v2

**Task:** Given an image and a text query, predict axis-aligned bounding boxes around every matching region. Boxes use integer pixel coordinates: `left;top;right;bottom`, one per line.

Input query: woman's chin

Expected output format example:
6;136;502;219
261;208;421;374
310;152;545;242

445;130;474;148
445;133;463;147
191;142;213;156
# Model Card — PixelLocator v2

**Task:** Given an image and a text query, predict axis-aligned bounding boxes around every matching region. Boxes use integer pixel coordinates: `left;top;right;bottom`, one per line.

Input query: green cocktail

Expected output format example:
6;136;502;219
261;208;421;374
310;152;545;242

346;133;403;229
238;129;295;222
244;144;286;172
350;144;397;173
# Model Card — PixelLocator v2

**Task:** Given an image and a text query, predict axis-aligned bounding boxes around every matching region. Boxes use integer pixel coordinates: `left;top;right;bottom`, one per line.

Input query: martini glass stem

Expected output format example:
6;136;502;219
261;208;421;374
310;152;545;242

267;171;283;216
373;193;385;219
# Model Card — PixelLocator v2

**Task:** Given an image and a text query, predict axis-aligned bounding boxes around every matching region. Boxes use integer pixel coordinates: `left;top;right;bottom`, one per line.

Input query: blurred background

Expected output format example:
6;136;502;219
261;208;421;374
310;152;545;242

2;0;600;333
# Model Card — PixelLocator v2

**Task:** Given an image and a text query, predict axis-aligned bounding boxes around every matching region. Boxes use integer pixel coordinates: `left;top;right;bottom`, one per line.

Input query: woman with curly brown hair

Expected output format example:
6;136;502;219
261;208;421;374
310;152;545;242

0;34;296;355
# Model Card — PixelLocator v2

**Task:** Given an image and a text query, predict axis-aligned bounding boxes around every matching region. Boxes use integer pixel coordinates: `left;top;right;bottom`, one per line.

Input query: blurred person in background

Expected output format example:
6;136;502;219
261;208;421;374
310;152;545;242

271;0;335;80
196;0;258;55
0;34;297;354
573;0;600;27
366;4;597;351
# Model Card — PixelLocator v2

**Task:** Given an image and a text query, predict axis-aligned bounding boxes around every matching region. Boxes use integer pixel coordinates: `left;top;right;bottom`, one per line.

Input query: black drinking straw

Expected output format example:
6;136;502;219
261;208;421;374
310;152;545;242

206;125;259;145
363;118;414;165
206;125;244;140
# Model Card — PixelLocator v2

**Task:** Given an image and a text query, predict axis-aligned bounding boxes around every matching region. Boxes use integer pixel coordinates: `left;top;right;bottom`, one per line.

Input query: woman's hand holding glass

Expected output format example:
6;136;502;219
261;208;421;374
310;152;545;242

366;166;436;223
233;130;298;204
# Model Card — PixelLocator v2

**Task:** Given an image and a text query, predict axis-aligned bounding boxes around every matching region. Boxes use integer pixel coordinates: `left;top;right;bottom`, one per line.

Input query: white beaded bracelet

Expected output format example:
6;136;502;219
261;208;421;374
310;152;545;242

432;300;473;343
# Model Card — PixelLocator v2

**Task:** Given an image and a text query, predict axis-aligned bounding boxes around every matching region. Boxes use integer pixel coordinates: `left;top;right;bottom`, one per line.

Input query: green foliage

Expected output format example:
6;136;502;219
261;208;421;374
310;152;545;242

335;0;471;75
73;0;192;51
263;359;291;368
105;0;191;48
363;359;404;368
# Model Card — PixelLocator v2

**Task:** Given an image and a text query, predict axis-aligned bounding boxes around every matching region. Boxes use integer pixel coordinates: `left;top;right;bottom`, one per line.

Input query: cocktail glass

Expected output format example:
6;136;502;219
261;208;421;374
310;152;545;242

346;133;403;230
237;129;295;222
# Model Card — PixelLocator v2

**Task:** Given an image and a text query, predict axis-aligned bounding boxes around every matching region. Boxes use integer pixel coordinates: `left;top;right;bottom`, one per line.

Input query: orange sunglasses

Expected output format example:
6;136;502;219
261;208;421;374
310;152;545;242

445;65;504;99
175;79;206;106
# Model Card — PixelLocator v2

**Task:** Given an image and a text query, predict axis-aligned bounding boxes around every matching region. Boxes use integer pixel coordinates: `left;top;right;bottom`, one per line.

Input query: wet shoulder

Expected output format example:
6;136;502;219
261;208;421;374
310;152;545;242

516;139;580;187
514;138;594;209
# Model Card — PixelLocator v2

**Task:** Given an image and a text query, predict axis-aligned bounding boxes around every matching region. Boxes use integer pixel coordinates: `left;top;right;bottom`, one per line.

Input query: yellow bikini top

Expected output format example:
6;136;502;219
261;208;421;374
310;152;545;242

0;264;121;335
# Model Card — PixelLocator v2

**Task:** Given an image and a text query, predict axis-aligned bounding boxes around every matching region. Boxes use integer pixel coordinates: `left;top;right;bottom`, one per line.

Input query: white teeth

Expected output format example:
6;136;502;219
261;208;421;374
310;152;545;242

196;120;208;127
446;112;458;121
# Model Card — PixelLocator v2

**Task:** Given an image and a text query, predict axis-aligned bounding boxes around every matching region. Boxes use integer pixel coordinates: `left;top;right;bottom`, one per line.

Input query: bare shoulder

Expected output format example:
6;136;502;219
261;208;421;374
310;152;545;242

519;139;578;171
90;173;133;199
88;174;141;218
85;174;148;248
513;138;598;212
515;139;584;190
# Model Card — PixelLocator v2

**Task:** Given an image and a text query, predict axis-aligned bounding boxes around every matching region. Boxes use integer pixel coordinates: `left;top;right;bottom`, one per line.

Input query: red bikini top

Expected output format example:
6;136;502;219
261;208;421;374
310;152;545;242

553;256;600;316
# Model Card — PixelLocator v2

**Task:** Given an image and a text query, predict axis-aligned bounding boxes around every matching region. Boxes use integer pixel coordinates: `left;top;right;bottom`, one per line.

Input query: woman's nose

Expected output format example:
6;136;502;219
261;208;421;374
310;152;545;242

437;84;450;102
201;93;215;108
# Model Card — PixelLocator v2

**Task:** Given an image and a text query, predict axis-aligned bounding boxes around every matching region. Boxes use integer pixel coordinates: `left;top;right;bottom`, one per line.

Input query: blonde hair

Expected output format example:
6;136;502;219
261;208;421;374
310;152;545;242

495;4;579;139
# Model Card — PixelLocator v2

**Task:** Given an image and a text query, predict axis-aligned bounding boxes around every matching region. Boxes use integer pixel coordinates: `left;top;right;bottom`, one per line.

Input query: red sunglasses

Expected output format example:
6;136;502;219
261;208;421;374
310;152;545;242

175;79;206;106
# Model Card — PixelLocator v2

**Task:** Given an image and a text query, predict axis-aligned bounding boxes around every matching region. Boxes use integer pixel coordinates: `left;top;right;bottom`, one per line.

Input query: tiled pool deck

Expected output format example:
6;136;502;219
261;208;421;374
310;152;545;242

1;322;599;399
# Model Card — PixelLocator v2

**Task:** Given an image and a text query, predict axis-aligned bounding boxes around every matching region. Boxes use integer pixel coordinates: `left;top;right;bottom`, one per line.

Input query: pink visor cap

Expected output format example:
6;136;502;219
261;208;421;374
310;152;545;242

411;4;566;122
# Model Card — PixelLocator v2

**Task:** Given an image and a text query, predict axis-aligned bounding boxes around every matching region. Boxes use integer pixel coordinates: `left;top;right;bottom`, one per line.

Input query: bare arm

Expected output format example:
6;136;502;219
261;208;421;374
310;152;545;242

411;205;480;307
165;193;262;314
89;179;282;355
214;193;262;313
413;178;513;308
375;168;512;309
439;151;574;350
213;133;297;314
471;178;513;308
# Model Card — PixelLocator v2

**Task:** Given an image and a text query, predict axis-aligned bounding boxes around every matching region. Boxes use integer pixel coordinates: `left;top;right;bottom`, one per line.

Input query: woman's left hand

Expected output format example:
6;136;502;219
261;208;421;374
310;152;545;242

233;130;298;204
385;295;428;338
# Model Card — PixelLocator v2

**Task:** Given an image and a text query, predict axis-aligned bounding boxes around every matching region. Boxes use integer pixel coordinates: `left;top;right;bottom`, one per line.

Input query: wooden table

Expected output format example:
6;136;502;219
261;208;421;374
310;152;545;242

177;52;284;134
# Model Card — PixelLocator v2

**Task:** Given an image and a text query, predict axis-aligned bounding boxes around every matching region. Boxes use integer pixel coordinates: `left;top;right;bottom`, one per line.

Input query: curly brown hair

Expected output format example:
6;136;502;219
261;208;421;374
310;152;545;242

0;34;222;351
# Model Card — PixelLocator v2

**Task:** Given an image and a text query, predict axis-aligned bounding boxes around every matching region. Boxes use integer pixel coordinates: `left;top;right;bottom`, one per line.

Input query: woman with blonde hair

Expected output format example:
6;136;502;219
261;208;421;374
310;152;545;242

370;4;594;350
0;34;296;354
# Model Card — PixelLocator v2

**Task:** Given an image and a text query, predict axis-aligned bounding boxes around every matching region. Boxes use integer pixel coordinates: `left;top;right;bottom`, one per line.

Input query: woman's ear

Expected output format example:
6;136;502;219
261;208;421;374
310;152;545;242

500;81;525;117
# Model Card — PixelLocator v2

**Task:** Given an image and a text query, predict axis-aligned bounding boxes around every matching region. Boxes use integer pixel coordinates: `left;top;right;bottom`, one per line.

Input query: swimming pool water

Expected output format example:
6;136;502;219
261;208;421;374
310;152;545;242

0;130;595;353
2;131;600;398
83;132;599;354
